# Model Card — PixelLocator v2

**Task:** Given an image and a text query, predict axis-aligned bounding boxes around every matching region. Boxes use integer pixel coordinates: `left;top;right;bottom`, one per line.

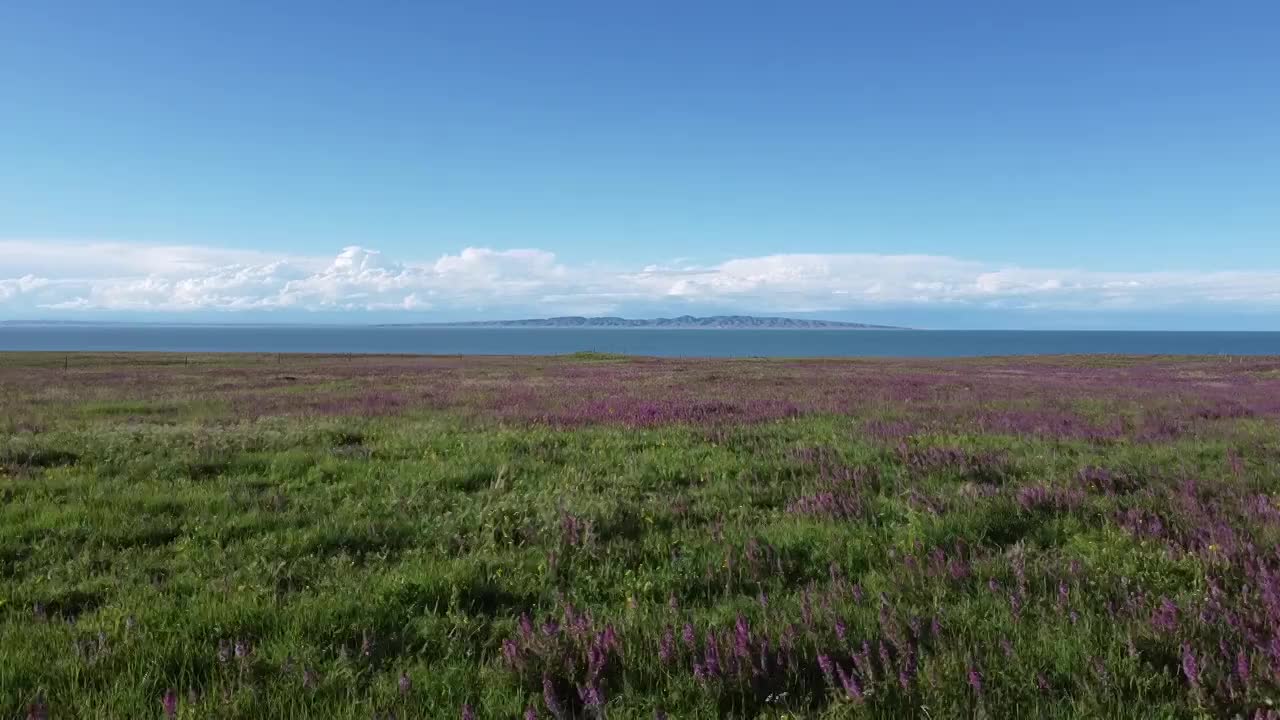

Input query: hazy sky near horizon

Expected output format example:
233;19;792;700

2;2;1278;329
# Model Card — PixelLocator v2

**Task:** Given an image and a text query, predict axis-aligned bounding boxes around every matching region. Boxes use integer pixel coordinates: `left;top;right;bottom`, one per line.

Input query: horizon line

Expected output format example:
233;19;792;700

4;319;1280;333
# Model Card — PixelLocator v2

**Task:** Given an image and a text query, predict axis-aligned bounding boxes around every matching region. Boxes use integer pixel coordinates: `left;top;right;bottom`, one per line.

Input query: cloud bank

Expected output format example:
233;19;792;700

1;240;1279;318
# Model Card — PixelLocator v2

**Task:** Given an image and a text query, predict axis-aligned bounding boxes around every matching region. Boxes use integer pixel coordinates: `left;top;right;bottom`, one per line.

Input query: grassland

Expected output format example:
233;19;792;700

2;353;1279;719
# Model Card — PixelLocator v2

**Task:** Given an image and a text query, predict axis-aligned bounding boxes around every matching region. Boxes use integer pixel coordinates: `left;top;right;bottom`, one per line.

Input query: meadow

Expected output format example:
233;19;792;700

2;352;1279;719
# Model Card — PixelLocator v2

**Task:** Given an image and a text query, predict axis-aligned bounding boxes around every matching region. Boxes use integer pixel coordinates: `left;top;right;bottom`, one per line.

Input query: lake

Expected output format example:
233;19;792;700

1;325;1279;357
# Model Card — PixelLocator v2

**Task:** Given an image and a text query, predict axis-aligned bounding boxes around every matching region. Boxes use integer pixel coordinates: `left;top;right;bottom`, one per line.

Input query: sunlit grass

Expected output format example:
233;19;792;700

2;354;1279;718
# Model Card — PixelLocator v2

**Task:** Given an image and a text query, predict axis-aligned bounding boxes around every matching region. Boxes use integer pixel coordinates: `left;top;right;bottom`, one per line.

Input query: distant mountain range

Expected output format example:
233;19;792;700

383;315;906;330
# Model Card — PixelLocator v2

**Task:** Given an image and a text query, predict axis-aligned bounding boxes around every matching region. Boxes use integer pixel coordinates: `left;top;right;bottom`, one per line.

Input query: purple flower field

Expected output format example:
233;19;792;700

2;352;1280;718
5;353;1280;434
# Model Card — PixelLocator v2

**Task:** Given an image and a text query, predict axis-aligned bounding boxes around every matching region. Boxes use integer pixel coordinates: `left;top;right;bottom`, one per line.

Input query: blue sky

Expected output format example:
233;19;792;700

1;1;1278;328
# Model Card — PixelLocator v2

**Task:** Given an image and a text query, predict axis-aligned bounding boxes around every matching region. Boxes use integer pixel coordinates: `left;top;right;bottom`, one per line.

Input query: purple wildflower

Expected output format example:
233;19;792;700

1236;649;1251;687
587;643;607;682
577;684;604;707
899;646;918;691
703;630;721;677
525;708;538;720
543;674;565;719
682;622;696;649
879;640;895;672
1181;644;1200;687
602;624;620;652
818;653;835;682
859;641;877;683
502;639;525;670
967;665;984;696
398;672;412;696
461;704;475;720
1151;597;1178;633
161;688;178;719
734;614;752;659
836;662;864;700
659;626;675;665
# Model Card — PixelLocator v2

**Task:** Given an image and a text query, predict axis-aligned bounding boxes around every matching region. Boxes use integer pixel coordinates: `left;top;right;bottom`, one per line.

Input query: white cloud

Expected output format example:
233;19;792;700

0;275;51;299
2;239;1280;316
0;239;307;279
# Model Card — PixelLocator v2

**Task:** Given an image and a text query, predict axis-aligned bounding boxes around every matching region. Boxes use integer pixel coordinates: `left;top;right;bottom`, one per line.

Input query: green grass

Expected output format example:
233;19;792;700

1;354;1278;719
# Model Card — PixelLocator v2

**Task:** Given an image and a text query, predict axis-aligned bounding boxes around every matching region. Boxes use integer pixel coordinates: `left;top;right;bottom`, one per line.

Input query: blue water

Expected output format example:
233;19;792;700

1;325;1279;357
